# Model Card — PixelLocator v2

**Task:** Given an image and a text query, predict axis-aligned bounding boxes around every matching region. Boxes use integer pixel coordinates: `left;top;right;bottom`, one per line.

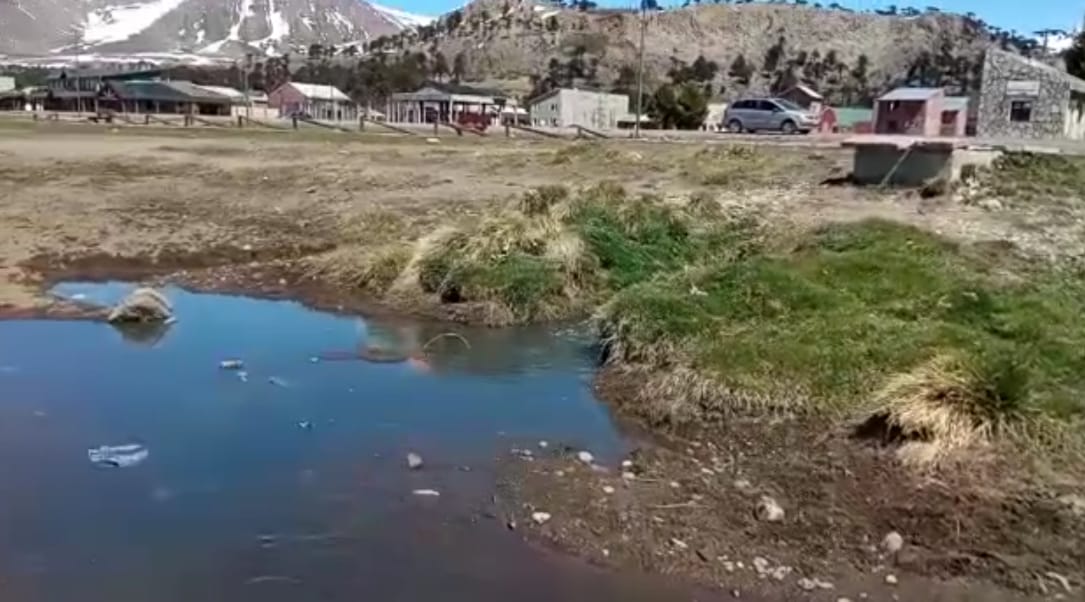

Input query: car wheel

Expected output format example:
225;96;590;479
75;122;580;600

780;120;797;135
727;119;744;134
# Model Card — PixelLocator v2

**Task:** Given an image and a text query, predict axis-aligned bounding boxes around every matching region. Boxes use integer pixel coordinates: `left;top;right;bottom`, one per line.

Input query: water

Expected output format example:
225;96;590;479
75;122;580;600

0;284;715;602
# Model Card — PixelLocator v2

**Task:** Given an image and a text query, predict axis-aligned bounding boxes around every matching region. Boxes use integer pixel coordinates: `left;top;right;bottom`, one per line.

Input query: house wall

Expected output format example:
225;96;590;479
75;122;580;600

976;49;1072;139
939;109;968;137
269;84;356;120
0;76;14;92
530;90;630;129
1064;92;1085;140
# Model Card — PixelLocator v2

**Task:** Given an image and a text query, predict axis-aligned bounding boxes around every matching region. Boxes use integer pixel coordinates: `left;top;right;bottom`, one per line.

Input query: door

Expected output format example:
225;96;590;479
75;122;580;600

755;100;778;130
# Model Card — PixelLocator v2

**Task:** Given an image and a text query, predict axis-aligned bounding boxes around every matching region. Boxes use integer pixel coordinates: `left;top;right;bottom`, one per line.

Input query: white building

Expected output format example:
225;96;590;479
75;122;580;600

0;76;14;93
195;85;274;119
527;88;631;130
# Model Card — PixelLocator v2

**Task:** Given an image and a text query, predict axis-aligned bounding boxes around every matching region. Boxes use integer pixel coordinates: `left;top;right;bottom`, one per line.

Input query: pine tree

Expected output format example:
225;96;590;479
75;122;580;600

1065;30;1085;80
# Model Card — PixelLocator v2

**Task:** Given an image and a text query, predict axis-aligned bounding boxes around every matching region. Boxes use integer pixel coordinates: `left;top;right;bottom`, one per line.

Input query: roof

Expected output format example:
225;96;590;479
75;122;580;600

788;83;824;100
48;68;162;81
284;82;352;101
943;96;970;112
423;80;505;98
877;87;943;102
526;87;629;106
195;85;247;100
107;80;230;103
829;106;874;128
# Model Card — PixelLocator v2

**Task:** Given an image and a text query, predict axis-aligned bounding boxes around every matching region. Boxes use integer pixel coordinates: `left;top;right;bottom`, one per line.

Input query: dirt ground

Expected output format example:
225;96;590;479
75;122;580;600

2;120;1084;600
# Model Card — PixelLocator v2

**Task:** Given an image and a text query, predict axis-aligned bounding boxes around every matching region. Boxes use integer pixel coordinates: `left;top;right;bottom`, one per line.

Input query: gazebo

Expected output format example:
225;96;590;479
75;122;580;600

388;81;506;124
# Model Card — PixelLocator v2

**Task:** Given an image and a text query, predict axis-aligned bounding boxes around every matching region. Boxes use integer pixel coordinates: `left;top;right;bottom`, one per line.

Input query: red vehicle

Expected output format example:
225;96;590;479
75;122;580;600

456;112;492;132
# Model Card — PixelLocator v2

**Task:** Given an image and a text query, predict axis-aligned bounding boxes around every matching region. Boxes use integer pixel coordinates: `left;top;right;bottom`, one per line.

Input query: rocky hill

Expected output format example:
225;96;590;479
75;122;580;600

376;0;1008;103
0;0;432;58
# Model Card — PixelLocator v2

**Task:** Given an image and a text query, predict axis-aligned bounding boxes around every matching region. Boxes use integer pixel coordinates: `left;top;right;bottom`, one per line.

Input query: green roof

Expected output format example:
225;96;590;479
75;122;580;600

107;80;229;103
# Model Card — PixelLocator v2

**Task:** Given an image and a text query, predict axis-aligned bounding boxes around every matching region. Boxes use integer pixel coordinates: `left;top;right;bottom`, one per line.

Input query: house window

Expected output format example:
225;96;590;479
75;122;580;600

1010;100;1033;122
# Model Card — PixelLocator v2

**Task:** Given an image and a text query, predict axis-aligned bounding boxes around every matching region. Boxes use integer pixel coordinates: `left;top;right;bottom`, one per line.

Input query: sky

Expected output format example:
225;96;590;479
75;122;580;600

376;0;1083;35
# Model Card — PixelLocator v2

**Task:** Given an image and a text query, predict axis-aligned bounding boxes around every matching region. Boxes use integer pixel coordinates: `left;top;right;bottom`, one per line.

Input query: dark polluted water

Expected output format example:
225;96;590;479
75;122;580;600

0;283;720;602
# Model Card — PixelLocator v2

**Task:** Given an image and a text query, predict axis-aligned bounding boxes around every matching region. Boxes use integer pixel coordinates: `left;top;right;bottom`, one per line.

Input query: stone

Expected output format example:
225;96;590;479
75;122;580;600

670;538;689;550
733;478;754;493
602;485;615;495
837;598;854;602
531;512;551;525
538;440;549;448
721;560;736;572
1045;571;1072;594
882;531;904;554
798;578;818;591
107;288;172;323
731;589;741;598
577;451;594;464
406;452;424;470
755;495;785;522
977;198;1003;211
621;459;634;469
885;574;898;586
412;489;440;496
752;556;770;575
669;481;681;489
771;566;793;581
621;471;636;480
1058;494;1085;517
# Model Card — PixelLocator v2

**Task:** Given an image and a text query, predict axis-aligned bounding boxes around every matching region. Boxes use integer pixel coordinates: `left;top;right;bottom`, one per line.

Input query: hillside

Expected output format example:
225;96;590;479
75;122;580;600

377;0;1002;103
0;0;433;58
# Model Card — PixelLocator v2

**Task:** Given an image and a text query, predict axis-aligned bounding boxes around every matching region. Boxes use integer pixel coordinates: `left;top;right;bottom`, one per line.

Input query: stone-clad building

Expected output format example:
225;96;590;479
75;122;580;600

976;48;1085;140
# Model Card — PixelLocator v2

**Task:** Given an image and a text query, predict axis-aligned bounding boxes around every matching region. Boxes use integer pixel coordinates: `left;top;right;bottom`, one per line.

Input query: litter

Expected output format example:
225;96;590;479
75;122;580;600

88;443;149;468
237;371;249;382
220;359;244;370
268;377;289;387
412;489;440;497
297;421;313;430
407;452;424;470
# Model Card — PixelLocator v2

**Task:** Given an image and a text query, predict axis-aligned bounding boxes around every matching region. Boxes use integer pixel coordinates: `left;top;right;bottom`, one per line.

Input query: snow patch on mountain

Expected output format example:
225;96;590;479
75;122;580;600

371;3;434;28
84;0;188;45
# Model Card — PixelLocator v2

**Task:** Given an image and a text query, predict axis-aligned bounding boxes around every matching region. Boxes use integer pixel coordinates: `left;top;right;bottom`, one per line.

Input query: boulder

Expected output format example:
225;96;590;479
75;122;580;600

107;288;172;323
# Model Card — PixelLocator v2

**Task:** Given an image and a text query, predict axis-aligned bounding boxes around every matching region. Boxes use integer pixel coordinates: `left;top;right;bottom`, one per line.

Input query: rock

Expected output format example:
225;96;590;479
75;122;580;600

837;598;854;602
555;470;565;477
538;440;549;448
1045;571;1072;594
731;589;741;599
306;186;317;194
977;198;1003;211
700;467;715;476
531;512;551;525
621;471;636;480
733;478;754;493
107;288;172;323
882;531;904;554
721;560;736;572
885;574;898;586
576;451;594;464
669;481;681;489
798;578;817;591
670;538;688;550
412;489;440;497
425;137;440;144
621;459;634;469
219;359;244;370
506;520;517;530
752;557;770;575
771;566;793;581
602;485;615;495
755;495;785;522
1058;494;1085;517
406;452;424;470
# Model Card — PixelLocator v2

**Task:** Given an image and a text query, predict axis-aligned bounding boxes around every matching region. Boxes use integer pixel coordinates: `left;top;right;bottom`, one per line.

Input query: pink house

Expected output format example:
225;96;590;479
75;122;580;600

267;82;357;121
873;88;970;138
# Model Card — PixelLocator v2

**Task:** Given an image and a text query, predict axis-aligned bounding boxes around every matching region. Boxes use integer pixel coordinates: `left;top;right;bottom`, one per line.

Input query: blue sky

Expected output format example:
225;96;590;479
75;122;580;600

378;0;1081;35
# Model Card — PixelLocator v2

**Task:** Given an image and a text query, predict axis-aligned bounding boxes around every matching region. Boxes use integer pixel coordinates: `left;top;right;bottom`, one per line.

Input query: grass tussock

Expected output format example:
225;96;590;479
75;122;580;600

684;145;833;189
982;152;1085;205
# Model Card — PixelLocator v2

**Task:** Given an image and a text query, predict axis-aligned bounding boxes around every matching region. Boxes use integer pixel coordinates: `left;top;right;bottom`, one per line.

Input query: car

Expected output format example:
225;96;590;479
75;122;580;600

722;98;820;134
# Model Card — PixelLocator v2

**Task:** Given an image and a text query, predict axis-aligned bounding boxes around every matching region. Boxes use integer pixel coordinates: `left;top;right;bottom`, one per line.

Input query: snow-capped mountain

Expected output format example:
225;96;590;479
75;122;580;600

0;0;433;58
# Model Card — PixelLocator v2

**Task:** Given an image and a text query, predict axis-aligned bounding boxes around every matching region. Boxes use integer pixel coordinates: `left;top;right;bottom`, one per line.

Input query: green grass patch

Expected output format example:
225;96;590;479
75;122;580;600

984;152;1085;204
598;219;1085;450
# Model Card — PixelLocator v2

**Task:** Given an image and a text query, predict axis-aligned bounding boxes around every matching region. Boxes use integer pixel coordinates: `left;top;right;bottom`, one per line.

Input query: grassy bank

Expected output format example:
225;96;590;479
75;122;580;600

308;183;1085;464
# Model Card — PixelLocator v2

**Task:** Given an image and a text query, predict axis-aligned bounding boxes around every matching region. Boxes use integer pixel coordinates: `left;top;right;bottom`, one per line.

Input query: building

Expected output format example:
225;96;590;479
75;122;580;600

98;80;233;115
873;87;946;136
0;89;25;111
779;83;824;113
195;85;274;119
268;82;357;121
527;88;630;130
387;81;506;125
940;96;970;137
42;67;163;112
822;106;874;133
0;76;14;93
976;48;1085;140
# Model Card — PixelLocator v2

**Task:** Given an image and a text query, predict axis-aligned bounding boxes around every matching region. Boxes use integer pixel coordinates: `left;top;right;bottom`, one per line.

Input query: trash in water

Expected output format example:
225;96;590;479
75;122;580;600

268;376;289;388
412;489;440;497
297;421;313;430
70;293;87;301
220;359;244;370
406;452;424;470
309;356;319;363
237;371;249;383
88;443;149;468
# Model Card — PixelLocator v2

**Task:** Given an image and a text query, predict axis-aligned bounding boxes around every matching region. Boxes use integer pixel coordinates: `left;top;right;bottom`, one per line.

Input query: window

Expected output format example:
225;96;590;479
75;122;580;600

1010;100;1033;122
733;100;752;110
773;98;803;111
756;100;776;112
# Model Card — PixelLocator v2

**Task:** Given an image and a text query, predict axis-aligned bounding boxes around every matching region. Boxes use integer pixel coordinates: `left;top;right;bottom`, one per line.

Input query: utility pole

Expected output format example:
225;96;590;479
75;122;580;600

633;0;647;138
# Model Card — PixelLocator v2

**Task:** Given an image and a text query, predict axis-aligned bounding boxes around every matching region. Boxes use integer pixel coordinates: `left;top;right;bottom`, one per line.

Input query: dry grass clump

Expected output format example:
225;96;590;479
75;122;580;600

303;244;412;292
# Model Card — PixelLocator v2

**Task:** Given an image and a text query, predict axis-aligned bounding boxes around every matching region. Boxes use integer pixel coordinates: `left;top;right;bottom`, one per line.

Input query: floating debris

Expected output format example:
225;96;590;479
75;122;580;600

88;443;149;468
219;359;244;370
412;489;440;497
297;421;313;430
406;452;424;470
576;451;594;464
268;376;289;388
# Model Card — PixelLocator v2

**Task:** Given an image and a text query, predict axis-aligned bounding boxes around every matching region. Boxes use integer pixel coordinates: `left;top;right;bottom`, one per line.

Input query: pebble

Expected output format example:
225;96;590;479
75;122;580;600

885;574;898;585
771;566;792;581
531;512;551;525
670;538;689;550
755;495;785;522
577;451;594;464
406;452;424;470
621;459;634;469
837;598;854;602
798;578;818;591
555;470;565;477
538;440;549;448
602;485;615;495
882;531;904;554
752;556;770;575
700;467;715;476
733;478;754;493
669;481;681;489
731;589;741;598
721;560;736;572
